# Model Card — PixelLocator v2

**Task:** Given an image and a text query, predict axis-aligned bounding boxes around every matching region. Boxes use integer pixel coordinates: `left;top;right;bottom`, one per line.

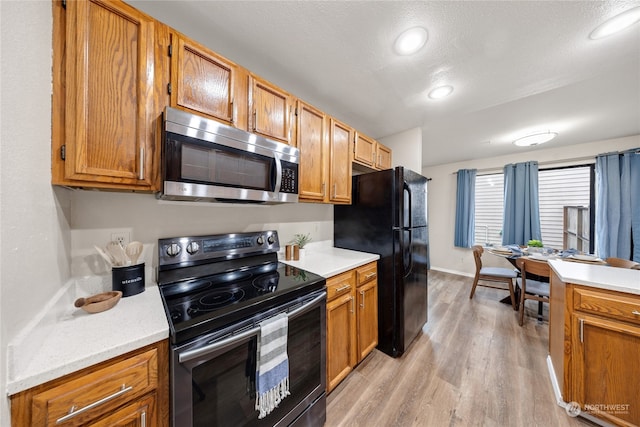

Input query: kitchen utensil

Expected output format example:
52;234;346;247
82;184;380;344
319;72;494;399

94;245;113;266
74;291;122;313
125;241;143;265
106;241;127;266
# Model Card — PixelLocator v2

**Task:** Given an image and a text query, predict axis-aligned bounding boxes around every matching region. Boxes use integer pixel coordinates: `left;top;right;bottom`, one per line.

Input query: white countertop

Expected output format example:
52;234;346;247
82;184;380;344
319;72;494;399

549;259;640;295
6;275;169;395
279;242;379;277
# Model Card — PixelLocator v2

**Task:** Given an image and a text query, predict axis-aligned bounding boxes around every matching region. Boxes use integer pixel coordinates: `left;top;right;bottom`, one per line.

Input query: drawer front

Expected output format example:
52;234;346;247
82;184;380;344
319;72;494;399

573;287;640;326
32;348;158;426
356;262;377;286
326;270;355;301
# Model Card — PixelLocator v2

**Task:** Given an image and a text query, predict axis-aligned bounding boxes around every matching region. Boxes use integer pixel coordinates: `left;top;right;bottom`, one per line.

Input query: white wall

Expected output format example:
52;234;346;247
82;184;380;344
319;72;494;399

379;127;422;173
422;135;640;277
0;2;72;424
69;192;334;278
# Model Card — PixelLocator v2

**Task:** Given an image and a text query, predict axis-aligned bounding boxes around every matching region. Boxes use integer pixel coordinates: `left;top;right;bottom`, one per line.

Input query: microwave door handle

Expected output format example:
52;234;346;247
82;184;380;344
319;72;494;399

273;154;282;194
178;291;325;364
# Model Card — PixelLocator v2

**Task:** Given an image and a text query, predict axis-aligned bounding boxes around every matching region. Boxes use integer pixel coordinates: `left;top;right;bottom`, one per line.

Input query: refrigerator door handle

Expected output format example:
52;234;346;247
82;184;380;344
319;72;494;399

403;182;412;229
403;228;413;277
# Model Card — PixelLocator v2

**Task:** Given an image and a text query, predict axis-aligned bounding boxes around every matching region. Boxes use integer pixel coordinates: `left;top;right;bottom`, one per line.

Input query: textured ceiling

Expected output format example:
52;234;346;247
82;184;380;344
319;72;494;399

131;0;640;167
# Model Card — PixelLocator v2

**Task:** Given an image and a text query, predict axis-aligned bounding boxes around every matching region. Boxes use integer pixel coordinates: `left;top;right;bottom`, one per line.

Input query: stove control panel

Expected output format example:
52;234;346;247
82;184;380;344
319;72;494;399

158;230;280;266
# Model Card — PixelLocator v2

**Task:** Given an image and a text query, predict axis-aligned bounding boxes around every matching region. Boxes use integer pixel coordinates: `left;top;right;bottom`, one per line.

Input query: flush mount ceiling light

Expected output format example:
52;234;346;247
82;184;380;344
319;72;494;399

394;27;428;55
428;85;454;99
513;131;558;147
589;6;640;39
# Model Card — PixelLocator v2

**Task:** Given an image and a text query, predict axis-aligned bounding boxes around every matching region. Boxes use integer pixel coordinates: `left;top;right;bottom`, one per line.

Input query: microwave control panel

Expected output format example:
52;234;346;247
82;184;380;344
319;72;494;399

280;163;298;194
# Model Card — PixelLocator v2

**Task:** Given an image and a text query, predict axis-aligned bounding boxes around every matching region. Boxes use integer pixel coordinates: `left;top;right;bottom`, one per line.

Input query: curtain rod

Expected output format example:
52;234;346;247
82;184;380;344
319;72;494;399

451;155;596;175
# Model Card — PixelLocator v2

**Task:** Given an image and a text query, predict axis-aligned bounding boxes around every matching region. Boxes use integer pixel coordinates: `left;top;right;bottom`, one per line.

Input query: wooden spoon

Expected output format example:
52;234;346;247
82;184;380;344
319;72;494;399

125;241;143;265
106;241;127;266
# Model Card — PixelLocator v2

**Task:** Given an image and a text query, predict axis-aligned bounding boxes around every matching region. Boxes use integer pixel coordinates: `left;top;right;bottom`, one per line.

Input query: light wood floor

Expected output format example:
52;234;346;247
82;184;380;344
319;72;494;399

326;270;596;427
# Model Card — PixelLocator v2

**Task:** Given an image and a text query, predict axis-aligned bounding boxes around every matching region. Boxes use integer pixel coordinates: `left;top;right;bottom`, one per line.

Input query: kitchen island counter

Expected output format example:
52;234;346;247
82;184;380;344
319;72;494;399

279;241;379;277
6;276;169;396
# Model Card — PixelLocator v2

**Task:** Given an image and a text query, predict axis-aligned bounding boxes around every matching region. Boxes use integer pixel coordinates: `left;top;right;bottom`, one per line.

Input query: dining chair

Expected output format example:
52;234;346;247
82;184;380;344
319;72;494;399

605;257;640;269
469;245;517;310
515;257;551;326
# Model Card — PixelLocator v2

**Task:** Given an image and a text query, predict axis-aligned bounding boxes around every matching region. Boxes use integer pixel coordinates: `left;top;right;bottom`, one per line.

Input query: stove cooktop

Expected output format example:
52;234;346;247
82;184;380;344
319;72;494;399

159;261;325;344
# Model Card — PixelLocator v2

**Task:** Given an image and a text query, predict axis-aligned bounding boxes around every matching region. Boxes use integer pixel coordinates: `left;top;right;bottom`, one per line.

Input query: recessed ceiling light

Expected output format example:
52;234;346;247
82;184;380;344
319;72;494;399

589;6;640;39
513;131;558;147
428;85;454;99
394;27;428;55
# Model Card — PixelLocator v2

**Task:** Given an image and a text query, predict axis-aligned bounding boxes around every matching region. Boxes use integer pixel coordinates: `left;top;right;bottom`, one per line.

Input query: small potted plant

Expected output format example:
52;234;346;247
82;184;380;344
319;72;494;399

292;233;312;258
527;239;544;253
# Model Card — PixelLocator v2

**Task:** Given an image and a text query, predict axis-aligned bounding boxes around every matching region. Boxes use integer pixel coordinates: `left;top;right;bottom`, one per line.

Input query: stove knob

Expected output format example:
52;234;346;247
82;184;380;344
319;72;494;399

186;241;200;255
267;235;275;245
257;236;265;245
166;243;181;257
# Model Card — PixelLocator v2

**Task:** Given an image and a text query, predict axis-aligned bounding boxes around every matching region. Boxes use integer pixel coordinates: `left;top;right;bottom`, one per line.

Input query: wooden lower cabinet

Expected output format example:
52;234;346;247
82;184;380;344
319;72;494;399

550;271;640;427
571;313;640;426
326;262;378;394
10;340;169;427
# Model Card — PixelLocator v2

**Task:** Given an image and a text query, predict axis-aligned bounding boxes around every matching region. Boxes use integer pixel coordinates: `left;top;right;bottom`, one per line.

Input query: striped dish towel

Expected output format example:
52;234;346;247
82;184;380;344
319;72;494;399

255;312;291;419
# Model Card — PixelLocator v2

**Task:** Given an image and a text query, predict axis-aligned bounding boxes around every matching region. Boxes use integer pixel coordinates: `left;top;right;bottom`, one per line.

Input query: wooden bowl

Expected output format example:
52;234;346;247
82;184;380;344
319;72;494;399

74;291;122;314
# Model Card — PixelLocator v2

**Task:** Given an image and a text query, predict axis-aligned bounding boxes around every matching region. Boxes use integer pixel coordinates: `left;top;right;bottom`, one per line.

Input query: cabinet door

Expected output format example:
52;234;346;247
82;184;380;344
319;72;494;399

353;132;376;167
326;292;357;393
297;101;326;202
572;314;640;426
375;142;392;170
249;75;292;145
61;0;156;189
171;34;236;124
329;118;353;204
92;394;156;427
357;280;378;362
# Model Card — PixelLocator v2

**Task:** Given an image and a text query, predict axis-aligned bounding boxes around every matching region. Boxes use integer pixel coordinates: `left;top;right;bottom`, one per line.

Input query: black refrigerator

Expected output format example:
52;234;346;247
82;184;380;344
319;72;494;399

334;167;429;358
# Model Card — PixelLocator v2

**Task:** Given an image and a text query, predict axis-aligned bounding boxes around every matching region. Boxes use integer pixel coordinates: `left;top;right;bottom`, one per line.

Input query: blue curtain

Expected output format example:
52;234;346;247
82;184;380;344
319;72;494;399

454;169;476;248
502;161;541;245
595;149;640;261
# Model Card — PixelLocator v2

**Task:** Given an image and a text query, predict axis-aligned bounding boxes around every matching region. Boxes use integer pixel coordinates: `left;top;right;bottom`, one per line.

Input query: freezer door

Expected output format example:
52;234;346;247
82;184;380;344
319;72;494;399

397;167;428;229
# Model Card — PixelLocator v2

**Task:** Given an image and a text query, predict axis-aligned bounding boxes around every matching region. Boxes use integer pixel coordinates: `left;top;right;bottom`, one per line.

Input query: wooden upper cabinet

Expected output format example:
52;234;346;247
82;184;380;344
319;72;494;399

353;131;392;171
376;142;392;170
353;132;376;167
53;0;159;190
328;118;353;204
170;33;238;125
297;101;327;202
248;74;293;145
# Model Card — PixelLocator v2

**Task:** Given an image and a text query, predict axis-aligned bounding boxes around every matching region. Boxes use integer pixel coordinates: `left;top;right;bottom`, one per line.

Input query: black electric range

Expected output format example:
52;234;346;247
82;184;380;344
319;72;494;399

157;230;326;345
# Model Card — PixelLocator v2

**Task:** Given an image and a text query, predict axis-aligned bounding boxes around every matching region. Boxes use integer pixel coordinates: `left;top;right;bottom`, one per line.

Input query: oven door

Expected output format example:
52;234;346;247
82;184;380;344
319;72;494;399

172;290;326;427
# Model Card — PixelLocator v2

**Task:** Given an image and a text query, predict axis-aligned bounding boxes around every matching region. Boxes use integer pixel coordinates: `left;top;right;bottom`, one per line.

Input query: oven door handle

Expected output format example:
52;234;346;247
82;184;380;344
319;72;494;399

178;291;326;364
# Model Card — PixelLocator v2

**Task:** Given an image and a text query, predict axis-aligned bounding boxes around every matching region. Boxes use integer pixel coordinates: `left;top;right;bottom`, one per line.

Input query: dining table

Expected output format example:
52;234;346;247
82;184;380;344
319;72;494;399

485;246;608;311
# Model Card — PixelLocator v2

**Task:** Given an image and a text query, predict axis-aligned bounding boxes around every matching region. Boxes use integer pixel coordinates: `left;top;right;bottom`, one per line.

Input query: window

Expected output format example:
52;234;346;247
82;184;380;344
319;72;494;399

474;165;592;250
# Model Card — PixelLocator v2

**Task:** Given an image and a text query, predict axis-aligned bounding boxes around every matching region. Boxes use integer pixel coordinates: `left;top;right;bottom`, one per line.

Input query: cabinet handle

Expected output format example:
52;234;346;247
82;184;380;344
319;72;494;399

350;296;354;313
253;110;257;131
365;272;377;280
139;147;144;180
322;182;326;196
378;154;381;166
56;384;133;424
141;411;146;427
579;319;584;343
230;98;234;123
632;310;640;316
335;284;350;292
332;183;336;199
360;290;365;309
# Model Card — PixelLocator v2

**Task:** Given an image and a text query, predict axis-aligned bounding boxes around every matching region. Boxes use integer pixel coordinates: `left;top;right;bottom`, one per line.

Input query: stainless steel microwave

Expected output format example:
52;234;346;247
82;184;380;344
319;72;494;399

158;107;299;204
